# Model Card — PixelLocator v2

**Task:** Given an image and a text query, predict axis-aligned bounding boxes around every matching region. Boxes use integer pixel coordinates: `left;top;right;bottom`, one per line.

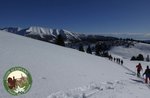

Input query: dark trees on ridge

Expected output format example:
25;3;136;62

55;34;65;46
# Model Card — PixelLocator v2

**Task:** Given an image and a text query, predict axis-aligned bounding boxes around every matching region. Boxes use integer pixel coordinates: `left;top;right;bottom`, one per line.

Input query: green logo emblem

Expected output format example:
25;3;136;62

3;66;32;96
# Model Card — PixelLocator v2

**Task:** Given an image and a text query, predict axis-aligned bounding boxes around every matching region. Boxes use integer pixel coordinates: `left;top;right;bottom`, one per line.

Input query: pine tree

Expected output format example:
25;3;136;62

137;54;144;61
55;34;65;46
146;55;150;62
86;45;92;54
79;44;84;52
131;56;136;61
95;43;100;56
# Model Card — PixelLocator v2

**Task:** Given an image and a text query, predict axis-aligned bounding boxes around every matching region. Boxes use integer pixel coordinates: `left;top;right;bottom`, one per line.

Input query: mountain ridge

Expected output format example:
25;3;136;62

0;26;82;42
0;26;118;43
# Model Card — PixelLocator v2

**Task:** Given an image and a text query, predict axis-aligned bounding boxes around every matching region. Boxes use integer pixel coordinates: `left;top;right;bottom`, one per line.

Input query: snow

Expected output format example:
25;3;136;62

0;30;150;98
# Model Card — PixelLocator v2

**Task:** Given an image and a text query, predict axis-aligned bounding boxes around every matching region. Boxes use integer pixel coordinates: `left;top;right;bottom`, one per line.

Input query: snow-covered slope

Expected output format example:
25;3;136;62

0;31;149;98
110;42;150;59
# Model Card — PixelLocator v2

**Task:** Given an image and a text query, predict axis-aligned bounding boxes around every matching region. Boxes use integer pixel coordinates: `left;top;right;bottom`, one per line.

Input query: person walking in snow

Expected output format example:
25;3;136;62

143;66;150;84
121;60;123;65
114;58;116;62
136;63;143;77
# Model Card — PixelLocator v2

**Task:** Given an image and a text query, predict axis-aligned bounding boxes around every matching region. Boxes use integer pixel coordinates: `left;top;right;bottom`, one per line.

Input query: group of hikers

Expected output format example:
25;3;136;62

114;57;123;65
108;55;123;65
136;63;150;84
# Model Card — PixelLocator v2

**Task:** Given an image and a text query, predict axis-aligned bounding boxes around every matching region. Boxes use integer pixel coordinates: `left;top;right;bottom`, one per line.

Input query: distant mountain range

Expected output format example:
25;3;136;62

0;26;118;43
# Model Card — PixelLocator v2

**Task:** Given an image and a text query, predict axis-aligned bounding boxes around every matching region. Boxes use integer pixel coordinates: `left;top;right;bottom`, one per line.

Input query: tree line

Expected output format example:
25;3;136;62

55;34;150;62
131;54;150;62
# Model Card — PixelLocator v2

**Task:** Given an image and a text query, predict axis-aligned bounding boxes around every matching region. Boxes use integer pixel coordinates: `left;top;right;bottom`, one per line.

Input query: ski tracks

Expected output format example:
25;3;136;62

47;81;127;98
47;60;150;98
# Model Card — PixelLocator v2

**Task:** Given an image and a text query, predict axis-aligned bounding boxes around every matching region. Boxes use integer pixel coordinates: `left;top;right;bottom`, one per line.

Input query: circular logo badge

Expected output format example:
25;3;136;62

3;66;32;96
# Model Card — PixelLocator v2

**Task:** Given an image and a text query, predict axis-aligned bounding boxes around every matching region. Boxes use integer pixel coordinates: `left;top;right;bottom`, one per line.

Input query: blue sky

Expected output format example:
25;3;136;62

0;0;150;34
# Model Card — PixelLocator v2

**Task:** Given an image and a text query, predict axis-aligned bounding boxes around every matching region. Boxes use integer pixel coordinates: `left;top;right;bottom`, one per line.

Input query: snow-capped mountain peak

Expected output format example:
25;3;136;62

26;26;54;38
0;26;81;41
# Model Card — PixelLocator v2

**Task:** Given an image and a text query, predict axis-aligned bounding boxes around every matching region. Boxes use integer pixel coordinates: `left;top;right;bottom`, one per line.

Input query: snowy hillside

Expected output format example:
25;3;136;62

110;42;150;59
0;30;150;98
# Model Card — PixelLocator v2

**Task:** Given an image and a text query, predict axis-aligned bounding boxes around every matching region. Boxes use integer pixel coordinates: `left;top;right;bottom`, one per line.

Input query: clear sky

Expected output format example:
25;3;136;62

0;0;150;34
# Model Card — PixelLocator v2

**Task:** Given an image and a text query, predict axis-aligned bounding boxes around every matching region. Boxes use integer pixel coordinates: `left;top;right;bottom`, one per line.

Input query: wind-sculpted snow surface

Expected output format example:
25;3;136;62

47;81;117;98
47;80;149;98
0;30;150;98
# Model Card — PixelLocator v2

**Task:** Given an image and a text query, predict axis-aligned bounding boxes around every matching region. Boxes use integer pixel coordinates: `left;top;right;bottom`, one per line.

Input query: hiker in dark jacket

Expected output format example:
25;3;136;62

143;66;150;84
121;60;123;65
